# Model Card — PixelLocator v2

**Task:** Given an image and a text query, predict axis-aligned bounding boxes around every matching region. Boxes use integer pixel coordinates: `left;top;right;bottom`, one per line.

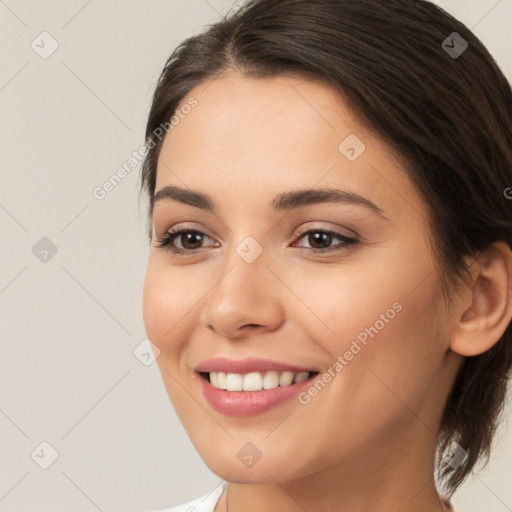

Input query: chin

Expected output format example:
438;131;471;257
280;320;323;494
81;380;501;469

194;441;315;484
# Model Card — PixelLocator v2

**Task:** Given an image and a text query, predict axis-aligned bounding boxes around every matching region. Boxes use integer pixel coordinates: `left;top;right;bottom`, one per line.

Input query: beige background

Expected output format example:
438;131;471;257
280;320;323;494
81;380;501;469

0;1;511;511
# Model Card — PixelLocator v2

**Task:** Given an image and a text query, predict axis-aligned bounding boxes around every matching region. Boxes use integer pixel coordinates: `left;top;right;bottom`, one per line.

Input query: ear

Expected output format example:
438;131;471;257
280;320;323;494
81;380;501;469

450;241;512;357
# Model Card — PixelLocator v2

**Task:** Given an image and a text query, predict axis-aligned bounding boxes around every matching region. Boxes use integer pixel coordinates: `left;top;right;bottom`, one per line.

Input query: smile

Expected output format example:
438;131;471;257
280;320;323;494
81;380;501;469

204;370;313;391
195;358;319;415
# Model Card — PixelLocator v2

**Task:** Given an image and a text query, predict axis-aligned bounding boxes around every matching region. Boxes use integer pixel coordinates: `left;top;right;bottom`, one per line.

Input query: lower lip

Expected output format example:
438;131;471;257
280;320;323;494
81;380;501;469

198;374;315;416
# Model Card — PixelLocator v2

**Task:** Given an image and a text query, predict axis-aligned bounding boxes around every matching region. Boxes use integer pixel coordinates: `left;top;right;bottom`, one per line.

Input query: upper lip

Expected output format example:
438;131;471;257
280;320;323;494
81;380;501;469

195;357;316;374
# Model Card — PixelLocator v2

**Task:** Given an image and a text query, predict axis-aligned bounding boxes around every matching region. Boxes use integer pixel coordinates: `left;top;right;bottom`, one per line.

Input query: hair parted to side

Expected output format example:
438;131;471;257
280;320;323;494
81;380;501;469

139;0;512;496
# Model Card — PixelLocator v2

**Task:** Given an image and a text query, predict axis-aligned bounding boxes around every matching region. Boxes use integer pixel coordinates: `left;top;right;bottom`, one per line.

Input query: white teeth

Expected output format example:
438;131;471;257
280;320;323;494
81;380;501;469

262;371;279;389
210;372;219;388
243;372;262;391
294;371;309;383
278;371;294;386
217;371;227;389
208;370;312;391
225;373;243;391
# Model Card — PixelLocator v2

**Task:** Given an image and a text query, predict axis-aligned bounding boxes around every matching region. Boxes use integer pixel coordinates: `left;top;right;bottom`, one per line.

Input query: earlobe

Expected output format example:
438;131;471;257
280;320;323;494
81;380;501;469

450;241;512;357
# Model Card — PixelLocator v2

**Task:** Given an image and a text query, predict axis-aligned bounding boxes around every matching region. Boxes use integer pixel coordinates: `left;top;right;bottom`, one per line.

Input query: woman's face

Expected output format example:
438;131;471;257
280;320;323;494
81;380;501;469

142;72;461;484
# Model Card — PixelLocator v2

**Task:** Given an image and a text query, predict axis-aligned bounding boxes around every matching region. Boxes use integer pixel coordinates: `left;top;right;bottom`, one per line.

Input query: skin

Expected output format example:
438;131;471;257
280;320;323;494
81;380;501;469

142;72;512;512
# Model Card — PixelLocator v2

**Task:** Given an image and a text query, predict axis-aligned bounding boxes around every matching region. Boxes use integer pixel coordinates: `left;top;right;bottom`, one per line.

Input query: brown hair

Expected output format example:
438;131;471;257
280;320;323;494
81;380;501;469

139;0;512;496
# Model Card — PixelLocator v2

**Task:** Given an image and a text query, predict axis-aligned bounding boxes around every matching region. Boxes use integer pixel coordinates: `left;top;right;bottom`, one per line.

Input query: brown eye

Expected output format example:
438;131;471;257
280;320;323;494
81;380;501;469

294;229;358;254
307;231;334;249
175;231;205;250
156;229;215;254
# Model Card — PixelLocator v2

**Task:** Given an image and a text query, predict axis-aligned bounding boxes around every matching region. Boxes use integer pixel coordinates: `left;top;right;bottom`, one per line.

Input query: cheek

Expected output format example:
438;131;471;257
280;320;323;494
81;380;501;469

283;273;444;463
142;256;201;328
295;255;444;400
298;249;439;348
142;260;189;355
142;265;166;344
290;261;408;350
142;262;197;413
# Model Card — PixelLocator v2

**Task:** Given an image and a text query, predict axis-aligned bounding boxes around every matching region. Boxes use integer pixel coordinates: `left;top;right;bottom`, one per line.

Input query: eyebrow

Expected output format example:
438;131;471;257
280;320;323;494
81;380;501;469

153;185;388;220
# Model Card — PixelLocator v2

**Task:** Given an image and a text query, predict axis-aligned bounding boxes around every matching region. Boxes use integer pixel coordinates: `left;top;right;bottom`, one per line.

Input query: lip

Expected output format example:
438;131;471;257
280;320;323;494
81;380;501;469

198;375;317;416
195;357;316;374
195;357;318;416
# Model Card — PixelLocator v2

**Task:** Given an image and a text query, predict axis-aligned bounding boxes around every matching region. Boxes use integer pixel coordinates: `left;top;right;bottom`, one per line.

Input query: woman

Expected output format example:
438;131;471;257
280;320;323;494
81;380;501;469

140;0;512;510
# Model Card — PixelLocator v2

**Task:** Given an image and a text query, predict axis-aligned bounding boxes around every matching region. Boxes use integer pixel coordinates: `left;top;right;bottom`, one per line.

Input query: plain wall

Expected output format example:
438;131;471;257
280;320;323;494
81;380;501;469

0;1;511;510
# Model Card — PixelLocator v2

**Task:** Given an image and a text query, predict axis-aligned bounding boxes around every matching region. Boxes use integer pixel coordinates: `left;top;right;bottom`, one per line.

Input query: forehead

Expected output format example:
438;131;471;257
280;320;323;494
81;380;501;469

155;72;424;224
159;72;360;169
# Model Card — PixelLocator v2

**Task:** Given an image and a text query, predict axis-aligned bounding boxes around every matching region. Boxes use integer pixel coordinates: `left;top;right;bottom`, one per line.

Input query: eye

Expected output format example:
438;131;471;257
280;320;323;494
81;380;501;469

154;226;358;256
292;228;358;254
155;228;218;254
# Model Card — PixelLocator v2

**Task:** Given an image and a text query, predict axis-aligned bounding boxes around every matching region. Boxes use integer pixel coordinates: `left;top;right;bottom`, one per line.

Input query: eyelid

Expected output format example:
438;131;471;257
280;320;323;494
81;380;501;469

153;221;212;241
293;221;358;239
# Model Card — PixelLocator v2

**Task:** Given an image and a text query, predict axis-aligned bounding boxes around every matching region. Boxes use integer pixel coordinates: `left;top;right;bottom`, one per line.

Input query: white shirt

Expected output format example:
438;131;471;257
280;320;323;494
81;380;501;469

147;484;225;512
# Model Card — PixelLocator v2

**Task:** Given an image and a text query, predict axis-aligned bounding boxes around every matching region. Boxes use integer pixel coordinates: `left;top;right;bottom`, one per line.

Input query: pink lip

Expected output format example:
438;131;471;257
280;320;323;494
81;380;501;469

195;357;318;416
198;376;316;416
195;357;315;374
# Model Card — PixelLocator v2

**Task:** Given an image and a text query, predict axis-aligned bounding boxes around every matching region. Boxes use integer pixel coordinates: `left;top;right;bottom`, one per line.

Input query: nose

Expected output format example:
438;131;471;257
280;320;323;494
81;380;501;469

198;245;286;340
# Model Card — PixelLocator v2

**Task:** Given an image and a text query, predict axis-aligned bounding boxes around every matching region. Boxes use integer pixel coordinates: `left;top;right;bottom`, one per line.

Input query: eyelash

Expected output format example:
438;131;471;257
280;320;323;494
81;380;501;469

154;226;358;256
